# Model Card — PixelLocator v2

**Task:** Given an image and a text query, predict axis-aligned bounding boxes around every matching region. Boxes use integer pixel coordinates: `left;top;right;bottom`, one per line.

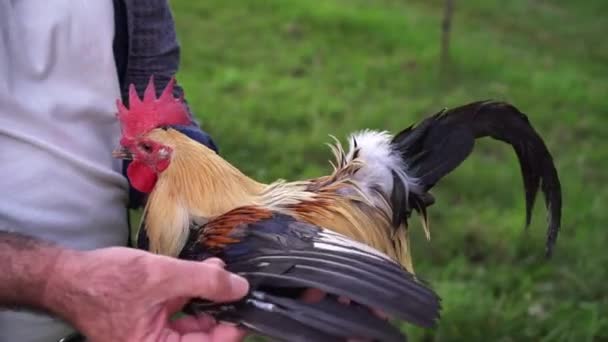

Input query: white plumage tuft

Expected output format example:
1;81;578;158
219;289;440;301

345;130;418;200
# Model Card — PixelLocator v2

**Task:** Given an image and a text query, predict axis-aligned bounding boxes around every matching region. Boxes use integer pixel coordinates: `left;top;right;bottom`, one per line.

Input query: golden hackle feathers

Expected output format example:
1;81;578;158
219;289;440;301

141;128;265;256
143;188;190;257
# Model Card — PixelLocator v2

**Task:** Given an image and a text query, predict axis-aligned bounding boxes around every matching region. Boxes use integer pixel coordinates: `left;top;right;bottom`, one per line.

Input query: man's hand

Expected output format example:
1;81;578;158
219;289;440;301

0;232;249;342
45;247;249;342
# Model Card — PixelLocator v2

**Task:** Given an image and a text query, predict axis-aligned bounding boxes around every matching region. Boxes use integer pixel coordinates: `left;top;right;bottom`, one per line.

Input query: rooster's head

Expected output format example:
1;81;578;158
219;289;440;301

113;76;200;193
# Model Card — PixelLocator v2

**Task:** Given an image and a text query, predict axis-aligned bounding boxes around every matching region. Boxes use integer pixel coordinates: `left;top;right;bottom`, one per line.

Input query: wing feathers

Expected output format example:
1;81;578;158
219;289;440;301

252;291;406;341
231;260;438;327
214;302;340;342
182;212;440;340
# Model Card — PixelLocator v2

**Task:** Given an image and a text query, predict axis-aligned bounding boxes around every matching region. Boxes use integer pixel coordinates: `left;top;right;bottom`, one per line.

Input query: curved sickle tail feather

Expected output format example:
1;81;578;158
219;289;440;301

391;100;562;256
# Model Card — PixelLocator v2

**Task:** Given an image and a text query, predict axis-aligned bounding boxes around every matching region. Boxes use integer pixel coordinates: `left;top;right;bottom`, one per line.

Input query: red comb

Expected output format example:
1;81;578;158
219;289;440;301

116;76;191;141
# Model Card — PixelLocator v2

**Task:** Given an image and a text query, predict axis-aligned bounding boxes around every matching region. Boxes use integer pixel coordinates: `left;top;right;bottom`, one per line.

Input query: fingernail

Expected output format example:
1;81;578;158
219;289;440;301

230;274;249;294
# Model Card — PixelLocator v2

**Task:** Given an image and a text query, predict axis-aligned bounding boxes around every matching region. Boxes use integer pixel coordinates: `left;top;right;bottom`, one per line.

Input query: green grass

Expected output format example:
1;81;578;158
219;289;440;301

162;0;608;340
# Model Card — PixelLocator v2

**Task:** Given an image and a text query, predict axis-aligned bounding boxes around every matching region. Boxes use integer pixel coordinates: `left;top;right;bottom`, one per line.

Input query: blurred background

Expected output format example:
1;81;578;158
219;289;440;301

165;0;607;340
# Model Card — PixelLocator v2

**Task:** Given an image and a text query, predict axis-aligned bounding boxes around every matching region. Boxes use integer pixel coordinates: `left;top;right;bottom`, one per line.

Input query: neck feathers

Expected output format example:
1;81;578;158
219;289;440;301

143;128;266;256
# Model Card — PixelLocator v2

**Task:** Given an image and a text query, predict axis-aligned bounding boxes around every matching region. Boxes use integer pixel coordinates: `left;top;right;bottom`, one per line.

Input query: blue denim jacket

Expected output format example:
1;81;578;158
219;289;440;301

112;0;216;210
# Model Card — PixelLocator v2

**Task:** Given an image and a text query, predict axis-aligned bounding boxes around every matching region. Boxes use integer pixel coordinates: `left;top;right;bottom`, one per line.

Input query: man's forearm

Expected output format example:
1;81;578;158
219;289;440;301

0;231;65;312
0;231;251;341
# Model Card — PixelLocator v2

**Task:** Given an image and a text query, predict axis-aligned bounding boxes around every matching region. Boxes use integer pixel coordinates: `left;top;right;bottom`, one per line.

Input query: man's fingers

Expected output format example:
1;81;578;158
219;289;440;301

371;308;389;320
165;297;190;314
170;314;216;333
301;288;325;303
177;324;246;342
338;296;351;305
165;258;249;302
206;323;248;342
202;257;225;268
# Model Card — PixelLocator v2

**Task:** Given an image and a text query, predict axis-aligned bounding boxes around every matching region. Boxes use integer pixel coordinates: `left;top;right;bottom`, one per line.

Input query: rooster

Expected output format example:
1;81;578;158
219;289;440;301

113;77;561;341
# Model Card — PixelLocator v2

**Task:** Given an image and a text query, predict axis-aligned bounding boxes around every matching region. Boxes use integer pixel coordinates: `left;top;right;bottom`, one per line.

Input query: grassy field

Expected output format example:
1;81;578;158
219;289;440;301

163;0;608;340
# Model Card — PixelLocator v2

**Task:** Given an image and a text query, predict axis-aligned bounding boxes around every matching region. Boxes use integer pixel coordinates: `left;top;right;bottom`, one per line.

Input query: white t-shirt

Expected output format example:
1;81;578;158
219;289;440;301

0;1;130;341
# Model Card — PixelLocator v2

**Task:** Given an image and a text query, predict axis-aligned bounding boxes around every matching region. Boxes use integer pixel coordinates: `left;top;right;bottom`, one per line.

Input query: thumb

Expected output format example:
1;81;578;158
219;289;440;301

164;257;249;302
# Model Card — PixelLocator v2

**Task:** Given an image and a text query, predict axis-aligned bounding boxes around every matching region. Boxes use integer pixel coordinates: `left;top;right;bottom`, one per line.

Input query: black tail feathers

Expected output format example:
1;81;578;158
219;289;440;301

390;100;562;257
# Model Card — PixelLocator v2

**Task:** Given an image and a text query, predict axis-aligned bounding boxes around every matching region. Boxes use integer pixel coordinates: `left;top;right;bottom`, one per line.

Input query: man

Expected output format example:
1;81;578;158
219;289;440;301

0;1;248;341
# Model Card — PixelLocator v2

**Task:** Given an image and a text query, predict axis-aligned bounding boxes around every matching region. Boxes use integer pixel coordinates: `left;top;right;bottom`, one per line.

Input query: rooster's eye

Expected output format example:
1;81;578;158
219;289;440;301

140;142;153;153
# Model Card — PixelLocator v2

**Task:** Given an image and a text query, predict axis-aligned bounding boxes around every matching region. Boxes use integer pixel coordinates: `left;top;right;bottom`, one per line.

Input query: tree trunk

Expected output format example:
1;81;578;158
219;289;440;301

440;0;455;77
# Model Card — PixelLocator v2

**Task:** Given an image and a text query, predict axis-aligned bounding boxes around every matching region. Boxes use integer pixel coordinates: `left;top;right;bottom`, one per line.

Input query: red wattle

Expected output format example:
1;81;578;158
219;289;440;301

127;161;158;193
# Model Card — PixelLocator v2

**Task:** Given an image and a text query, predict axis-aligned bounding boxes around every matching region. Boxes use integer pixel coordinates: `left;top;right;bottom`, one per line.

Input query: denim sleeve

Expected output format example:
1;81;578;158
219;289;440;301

121;0;199;128
117;0;216;209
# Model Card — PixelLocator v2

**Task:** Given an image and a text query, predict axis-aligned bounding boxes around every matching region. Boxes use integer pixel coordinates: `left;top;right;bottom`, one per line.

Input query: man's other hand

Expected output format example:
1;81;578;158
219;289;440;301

44;247;249;342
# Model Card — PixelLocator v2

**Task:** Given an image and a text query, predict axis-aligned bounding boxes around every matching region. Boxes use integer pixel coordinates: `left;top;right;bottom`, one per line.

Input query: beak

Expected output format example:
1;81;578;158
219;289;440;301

112;146;133;160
